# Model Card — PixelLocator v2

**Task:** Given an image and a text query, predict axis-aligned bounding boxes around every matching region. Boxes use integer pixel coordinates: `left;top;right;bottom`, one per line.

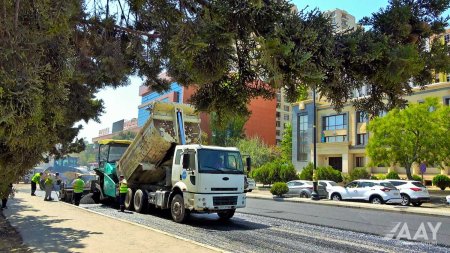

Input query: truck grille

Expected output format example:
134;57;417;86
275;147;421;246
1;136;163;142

211;188;237;191
213;196;238;206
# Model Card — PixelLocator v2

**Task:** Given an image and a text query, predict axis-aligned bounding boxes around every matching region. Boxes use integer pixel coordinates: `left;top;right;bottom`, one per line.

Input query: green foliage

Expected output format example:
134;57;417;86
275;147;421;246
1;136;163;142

349;168;371;181
386;171;401;179
432;175;450;190
411;175;423;182
299;163;314;181
367;98;450;179
316;166;343;183
279;162;299;182
237;137;277;169
280;123;292;162
342;174;352;184
370;175;379;180
77;143;97;166
376;174;387;180
253;165;272;186
211;113;247;146
112;131;137;141
270;182;289;197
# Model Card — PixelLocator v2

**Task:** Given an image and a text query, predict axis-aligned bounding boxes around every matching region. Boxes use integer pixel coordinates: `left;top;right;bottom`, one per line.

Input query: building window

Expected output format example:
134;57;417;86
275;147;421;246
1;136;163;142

356;111;368;123
276;121;281;127
323;114;347;130
444;97;450;106
357;134;368;145
276;103;280;108
284;114;289;121
276;130;280;136
276;112;280;118
297;114;308;161
325;135;347;143
276;93;281;101
356;157;365;167
284;105;290;112
174;91;180;103
445;34;450;44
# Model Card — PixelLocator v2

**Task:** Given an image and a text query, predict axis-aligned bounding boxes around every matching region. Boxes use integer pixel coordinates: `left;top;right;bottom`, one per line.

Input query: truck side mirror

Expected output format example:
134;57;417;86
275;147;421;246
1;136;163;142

182;154;190;169
246;157;251;172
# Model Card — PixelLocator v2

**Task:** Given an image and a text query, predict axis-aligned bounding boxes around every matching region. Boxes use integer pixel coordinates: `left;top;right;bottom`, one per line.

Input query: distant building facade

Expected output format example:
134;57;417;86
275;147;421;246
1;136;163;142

324;8;357;32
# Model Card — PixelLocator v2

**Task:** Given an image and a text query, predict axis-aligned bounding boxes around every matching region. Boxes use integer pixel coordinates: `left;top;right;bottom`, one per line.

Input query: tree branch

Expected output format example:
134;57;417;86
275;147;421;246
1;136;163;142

14;0;20;31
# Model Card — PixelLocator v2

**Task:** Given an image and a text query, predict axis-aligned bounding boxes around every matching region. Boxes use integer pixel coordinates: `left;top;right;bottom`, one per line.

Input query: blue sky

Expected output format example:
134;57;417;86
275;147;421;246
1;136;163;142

76;0;448;142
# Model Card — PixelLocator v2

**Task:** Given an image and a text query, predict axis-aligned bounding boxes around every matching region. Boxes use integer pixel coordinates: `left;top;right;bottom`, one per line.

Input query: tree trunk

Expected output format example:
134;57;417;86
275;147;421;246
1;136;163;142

405;163;412;180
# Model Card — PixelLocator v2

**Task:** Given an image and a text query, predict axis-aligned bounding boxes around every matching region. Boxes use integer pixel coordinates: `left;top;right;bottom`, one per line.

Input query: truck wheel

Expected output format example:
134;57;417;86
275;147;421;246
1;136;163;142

170;194;188;223
134;189;148;213
124;188;134;210
218;209;235;220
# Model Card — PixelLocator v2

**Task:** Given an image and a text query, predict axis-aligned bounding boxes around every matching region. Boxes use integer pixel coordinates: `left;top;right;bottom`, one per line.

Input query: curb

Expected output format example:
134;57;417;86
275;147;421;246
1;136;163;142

246;194;450;218
56;197;228;253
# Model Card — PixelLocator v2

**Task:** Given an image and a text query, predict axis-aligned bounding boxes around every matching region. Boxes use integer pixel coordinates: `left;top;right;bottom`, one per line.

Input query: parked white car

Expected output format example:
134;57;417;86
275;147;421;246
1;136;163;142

318;180;338;192
328;180;402;204
245;177;256;192
387;180;430;206
446;195;450;205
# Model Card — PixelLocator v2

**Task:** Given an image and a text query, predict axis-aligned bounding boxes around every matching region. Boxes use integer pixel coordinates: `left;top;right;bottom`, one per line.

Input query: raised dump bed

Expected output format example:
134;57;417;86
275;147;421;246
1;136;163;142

116;102;201;185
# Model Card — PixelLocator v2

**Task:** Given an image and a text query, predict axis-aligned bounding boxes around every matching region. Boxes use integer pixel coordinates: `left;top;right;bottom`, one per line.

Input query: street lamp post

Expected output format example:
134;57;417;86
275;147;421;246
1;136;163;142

311;88;320;200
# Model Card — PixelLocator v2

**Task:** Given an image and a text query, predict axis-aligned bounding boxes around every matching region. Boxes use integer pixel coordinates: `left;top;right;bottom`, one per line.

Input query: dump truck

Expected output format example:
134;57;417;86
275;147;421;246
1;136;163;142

93;102;249;222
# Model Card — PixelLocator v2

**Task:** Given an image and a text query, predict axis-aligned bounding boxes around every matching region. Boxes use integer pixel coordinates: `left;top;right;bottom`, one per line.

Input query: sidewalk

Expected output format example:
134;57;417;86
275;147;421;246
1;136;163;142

246;189;450;217
3;185;218;253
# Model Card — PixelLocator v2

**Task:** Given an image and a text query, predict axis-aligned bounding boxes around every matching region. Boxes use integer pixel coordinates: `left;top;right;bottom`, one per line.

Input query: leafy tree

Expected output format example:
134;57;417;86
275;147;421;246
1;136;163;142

299;163;313;181
112;131;137;140
367;98;449;179
280;123;292;162
211;113;246;146
237;137;277;169
77;143;97;166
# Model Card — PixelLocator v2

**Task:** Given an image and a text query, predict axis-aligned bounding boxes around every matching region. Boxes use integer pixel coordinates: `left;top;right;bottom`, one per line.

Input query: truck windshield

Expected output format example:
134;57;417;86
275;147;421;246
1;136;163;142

197;149;244;174
108;145;129;162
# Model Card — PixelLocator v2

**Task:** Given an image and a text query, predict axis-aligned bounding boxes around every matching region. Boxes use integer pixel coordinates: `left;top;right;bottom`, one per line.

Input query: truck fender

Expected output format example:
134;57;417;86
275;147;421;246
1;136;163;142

170;182;188;207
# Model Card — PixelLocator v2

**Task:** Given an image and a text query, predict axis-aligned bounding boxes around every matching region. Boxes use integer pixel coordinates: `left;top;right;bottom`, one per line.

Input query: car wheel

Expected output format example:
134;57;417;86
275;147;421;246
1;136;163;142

217;209;235;220
300;192;309;198
331;193;342;201
247;189;252;192
412;202;423;207
400;194;410;206
370;196;383;204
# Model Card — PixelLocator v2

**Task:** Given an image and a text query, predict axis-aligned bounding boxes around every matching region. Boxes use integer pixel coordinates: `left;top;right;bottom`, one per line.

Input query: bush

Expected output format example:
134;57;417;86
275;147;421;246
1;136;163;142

342;174;351;184
370;175;378;180
253;165;272;185
432;175;450;190
270;182;289;197
411;174;423;182
279;162;299;182
385;171;400;179
376;174;386;180
299;163;313;180
349;168;370;181
316;166;343;183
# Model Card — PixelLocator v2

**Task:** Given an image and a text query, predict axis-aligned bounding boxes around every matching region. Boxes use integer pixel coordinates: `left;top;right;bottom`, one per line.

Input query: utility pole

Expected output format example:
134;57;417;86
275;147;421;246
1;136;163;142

311;88;320;200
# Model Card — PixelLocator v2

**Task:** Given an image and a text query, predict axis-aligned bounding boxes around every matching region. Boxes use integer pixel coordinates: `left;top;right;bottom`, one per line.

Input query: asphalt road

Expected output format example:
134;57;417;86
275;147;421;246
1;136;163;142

77;198;450;253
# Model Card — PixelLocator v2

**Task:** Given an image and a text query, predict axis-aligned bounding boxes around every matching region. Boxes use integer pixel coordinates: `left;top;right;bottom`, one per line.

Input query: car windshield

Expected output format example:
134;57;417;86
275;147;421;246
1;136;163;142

81;175;97;182
198;149;244;174
328;182;338;186
412;182;426;188
379;182;396;189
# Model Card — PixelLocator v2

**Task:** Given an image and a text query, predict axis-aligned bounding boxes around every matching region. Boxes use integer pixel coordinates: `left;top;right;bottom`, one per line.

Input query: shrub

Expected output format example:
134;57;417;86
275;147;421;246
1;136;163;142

342;173;351;184
316;166;343;183
270;182;289;197
376;174;386;180
370;175;378;180
253;165;272;185
432;175;450;190
268;161;281;183
385;171;400;179
279;162;299;182
411;174;423;182
349;168;370;181
299;163;313;180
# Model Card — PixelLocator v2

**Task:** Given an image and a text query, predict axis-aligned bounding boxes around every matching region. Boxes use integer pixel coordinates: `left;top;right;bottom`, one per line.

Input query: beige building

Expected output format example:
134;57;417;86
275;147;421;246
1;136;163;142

275;89;292;145
324;8;357;32
292;82;450;183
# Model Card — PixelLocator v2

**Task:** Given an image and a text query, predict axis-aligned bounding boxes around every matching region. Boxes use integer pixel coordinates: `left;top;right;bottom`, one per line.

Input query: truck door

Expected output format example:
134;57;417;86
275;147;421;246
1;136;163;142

180;150;197;189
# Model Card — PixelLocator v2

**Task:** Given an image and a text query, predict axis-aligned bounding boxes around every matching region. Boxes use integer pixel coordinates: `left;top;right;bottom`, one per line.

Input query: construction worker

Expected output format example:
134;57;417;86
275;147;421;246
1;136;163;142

72;175;85;206
31;172;43;196
118;175;128;212
44;174;54;201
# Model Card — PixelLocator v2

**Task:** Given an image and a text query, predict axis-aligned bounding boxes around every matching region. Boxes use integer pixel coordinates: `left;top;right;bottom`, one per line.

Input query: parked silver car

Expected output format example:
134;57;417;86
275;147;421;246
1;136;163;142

286;180;328;199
